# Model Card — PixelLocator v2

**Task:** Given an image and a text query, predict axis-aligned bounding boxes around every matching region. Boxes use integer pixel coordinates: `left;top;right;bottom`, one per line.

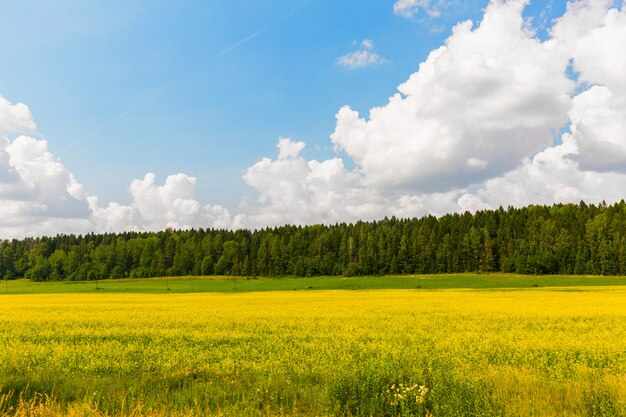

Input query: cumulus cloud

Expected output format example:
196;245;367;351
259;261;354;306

454;135;626;213
393;0;445;18
240;0;626;226
0;96;232;237
361;39;374;50
444;0;626;211
240;138;387;227
0;97;36;137
337;39;387;69
566;86;626;172
551;1;626;173
0;99;93;238
2;0;626;238
90;173;233;233
337;50;387;69
332;0;573;193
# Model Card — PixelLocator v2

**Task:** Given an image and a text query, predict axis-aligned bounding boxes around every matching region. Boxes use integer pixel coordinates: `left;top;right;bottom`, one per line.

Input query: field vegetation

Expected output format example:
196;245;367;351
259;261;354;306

2;275;626;416
4;273;626;294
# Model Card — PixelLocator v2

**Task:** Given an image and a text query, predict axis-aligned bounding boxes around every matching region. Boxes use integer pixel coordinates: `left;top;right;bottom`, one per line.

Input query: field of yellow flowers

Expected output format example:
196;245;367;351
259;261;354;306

2;286;626;416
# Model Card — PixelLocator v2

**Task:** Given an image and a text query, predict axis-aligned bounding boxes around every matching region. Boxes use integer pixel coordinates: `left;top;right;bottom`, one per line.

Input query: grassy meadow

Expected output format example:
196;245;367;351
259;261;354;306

4;273;626;294
2;275;626;416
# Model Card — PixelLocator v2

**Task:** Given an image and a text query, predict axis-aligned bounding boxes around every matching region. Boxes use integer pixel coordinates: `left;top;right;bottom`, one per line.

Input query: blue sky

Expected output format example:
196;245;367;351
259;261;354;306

0;0;514;205
1;0;625;237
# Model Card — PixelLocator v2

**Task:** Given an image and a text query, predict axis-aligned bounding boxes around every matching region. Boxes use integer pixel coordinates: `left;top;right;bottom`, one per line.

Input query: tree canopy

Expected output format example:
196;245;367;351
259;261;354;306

2;201;626;281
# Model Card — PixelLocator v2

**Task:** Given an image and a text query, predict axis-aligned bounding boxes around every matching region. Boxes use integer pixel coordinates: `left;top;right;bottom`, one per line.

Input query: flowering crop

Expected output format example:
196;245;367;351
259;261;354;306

1;287;626;416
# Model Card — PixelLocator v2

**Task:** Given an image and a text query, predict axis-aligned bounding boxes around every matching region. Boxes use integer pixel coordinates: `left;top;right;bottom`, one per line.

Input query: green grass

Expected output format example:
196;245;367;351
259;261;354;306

3;273;626;295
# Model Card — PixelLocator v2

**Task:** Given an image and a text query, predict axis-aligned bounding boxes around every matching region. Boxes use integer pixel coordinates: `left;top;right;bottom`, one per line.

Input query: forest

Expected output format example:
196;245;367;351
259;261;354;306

2;200;626;281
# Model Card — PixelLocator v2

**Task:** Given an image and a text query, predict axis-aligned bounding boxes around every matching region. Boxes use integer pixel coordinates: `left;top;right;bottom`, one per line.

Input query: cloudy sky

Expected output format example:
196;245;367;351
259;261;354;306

1;0;625;238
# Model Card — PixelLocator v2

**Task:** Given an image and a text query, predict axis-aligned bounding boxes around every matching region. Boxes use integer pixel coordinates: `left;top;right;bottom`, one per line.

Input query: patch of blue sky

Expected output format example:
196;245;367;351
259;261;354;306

0;0;573;209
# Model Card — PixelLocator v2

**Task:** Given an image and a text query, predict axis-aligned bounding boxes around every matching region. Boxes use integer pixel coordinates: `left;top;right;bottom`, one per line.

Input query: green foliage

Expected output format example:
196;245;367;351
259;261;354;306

585;381;621;417
2;200;626;281
6;273;626;295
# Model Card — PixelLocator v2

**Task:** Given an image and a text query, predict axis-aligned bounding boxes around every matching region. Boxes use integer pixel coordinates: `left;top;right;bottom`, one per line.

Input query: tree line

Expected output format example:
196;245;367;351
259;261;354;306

2;200;626;281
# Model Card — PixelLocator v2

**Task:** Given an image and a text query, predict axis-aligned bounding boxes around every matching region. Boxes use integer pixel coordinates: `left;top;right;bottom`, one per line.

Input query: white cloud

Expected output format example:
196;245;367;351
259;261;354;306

570;6;626;92
90;173;233;233
332;0;573;193
337;50;387;69
241;138;388;227
337;38;387;69
393;0;443;18
567;86;626;172
466;157;488;169
455;136;626;213
0;98;94;238
277;137;305;160
239;0;626;226
0;96;233;237
0;96;36;137
450;0;626;211
361;39;374;49
551;1;626;173
3;0;626;238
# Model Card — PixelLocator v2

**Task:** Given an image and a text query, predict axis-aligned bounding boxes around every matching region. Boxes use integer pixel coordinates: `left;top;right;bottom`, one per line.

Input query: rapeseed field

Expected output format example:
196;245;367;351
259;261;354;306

1;287;626;416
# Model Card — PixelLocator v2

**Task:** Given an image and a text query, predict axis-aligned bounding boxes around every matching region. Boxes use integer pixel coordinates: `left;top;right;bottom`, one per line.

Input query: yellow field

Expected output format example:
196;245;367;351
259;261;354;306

2;288;626;416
